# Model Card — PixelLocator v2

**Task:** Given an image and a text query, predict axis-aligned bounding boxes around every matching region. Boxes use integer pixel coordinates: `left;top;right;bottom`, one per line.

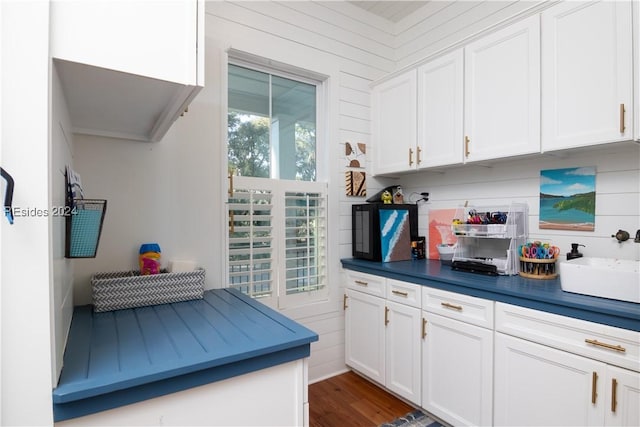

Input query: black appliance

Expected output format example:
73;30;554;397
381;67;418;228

352;203;418;261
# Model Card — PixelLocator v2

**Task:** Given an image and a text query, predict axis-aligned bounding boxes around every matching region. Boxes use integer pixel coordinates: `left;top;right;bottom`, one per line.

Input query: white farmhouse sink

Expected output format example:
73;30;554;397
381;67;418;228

559;257;640;303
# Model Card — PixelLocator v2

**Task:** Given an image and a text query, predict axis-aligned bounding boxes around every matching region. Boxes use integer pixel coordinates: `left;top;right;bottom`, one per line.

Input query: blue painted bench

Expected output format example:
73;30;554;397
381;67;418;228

53;288;318;422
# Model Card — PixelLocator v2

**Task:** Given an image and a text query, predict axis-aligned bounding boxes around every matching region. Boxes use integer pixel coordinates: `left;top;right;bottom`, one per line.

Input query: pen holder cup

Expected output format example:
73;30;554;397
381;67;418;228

518;257;558;280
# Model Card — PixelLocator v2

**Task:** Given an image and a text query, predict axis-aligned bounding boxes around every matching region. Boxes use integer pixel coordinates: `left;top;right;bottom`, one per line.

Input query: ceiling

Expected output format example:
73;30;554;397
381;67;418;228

348;1;430;23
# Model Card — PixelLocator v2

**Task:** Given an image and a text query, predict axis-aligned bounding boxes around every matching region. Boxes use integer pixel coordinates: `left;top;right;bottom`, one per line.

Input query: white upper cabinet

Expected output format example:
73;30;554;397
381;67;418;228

417;49;464;168
541;1;633;151
464;15;540;162
372;69;418;175
50;0;204;142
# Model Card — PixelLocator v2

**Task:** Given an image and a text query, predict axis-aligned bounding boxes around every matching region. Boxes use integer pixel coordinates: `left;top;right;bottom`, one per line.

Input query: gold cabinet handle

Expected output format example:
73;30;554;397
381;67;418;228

384;306;390;326
228;170;234;197
585;339;626;353
409;148;414;166
392;290;408;297
464;136;470;158
611;378;618;413
441;302;463;311
229;210;235;233
422;317;427;339
416;146;422;165
354;280;368;287
343;294;348;310
592;371;598;404
619;104;626;133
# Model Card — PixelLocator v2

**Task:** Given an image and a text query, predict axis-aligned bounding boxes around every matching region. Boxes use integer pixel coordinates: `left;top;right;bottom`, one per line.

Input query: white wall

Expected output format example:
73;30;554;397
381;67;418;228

72;1;397;383
402;145;640;262
51;62;75;384
0;2;54;425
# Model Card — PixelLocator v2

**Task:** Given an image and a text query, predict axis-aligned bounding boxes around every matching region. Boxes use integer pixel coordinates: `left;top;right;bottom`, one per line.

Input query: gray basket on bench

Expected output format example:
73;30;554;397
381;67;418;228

91;269;205;312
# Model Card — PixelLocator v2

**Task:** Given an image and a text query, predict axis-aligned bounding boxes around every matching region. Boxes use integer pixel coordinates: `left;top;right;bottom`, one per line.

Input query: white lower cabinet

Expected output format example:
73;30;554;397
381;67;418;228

495;332;605;426
605;365;640;427
386;300;422;404
495;303;640;427
344;274;422;405
345;288;386;385
344;272;639;427
422;287;494;426
422;312;493;426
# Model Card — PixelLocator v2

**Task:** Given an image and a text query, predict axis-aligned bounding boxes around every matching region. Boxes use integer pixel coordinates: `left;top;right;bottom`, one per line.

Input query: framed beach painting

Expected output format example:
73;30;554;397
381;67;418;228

539;167;596;231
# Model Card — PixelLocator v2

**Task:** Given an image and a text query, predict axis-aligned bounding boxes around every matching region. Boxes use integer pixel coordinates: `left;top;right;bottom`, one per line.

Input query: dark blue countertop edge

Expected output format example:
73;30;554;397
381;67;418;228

53;345;310;422
52;288;319;422
53;344;310;422
341;258;640;332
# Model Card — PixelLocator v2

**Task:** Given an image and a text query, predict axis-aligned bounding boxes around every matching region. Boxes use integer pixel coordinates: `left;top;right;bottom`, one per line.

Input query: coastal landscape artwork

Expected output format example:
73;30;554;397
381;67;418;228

379;208;412;262
539;167;596;231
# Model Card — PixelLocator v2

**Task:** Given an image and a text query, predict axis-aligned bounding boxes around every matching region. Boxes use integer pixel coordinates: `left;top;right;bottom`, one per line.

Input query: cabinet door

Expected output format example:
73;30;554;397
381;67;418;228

50;0;201;85
372;70;417;175
464;15;540;162
344;289;385;385
385;301;421;405
541;1;633;150
605;366;640;427
495;333;605;427
422;312;493;426
634;0;639;142
417;49;464;168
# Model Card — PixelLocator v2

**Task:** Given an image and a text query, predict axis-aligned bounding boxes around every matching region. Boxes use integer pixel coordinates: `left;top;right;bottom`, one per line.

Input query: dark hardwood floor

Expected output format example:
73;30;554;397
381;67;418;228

309;371;415;427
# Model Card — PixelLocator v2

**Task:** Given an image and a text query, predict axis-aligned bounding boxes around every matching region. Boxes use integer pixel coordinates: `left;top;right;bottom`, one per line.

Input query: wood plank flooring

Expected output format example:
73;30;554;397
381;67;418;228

309;371;415;427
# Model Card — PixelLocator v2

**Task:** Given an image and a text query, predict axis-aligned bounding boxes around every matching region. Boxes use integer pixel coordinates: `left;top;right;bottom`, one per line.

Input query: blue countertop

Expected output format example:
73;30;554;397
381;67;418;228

341;258;640;332
53;288;318;422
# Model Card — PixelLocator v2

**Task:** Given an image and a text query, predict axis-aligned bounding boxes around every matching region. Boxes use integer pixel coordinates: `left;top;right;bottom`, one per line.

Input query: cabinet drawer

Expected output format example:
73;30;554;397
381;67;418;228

422;287;493;329
496;302;640;372
386;279;421;308
345;271;386;297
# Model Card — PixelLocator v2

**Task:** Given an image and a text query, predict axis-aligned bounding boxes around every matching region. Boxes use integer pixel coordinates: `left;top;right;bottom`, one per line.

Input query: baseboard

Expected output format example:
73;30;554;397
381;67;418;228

308;367;350;385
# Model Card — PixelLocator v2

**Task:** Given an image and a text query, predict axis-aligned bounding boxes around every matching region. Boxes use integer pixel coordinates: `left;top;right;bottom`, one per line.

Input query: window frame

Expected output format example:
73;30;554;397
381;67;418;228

225;53;329;310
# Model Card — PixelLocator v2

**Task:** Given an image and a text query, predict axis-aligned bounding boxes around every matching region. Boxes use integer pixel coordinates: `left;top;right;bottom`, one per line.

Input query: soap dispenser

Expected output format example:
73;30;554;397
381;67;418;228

566;243;585;260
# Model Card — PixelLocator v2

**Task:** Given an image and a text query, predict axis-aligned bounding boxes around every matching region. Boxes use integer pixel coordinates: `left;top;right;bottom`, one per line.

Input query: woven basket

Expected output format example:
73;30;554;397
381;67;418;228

92;269;205;312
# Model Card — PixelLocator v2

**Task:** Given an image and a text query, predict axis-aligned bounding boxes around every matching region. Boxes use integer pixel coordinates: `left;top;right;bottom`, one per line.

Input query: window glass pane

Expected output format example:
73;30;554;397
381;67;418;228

228;65;271;178
228;64;316;182
272;75;316;181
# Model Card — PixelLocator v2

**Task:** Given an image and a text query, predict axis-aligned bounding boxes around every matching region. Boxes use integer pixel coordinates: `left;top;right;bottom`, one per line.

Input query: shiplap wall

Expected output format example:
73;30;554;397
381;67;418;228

73;1;398;383
393;1;546;69
402;145;640;262
204;0;400;382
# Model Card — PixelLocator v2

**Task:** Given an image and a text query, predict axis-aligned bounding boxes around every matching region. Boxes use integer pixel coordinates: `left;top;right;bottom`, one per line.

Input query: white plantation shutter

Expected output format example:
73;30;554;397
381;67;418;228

228;178;275;302
282;186;326;307
227;177;327;308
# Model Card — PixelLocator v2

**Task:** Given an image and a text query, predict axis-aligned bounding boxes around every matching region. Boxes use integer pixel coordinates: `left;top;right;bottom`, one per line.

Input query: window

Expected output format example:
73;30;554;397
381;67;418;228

227;64;317;181
227;60;327;308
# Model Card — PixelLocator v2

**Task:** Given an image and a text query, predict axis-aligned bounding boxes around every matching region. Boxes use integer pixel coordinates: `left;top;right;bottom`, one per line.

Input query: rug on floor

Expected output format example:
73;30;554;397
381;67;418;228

379;409;444;427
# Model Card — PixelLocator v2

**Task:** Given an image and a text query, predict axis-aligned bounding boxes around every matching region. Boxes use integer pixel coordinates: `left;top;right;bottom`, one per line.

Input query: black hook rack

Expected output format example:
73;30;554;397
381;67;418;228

1;167;15;224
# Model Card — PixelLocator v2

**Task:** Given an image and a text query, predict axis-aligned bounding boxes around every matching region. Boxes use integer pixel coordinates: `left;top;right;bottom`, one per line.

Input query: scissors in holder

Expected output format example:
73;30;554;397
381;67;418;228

523;246;538;259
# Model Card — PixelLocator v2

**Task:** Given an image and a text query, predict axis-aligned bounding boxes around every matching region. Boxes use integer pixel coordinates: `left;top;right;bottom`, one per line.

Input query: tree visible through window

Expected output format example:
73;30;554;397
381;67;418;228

227;62;326;308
